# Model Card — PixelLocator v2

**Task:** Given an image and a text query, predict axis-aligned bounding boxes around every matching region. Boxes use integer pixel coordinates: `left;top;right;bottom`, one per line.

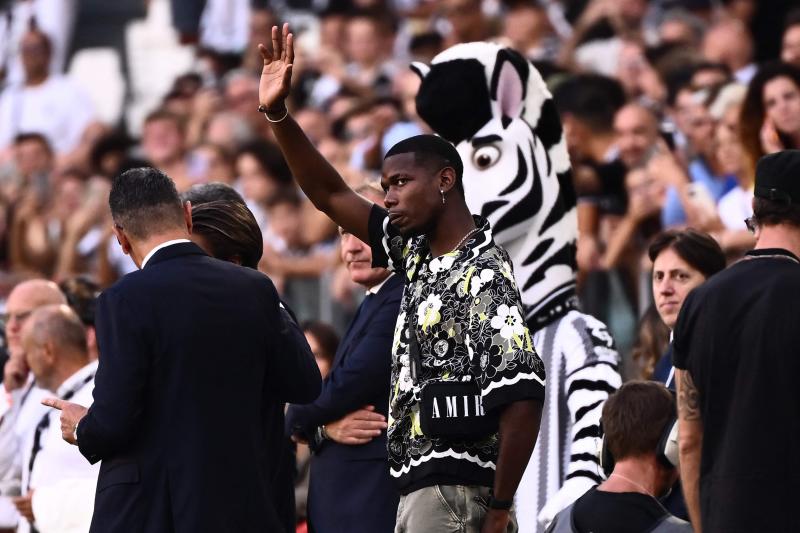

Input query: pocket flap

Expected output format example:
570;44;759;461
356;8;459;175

97;462;139;492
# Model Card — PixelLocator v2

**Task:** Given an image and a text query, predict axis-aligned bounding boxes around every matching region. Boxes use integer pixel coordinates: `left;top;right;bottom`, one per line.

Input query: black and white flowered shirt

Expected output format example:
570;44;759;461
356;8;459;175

367;205;546;494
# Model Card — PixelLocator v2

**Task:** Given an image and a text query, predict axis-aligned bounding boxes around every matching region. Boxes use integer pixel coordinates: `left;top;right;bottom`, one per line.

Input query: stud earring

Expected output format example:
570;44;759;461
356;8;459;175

440;188;446;205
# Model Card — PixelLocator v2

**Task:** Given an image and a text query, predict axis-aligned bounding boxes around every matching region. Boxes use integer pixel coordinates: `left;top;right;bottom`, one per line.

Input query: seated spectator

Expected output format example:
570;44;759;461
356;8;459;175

781;11;800;68
702;18;756;84
187;143;236;185
546;381;690;533
235;139;293;234
740;61;800;165
261;187;336;296
0;27;94;157
14;305;98;533
630;305;671;380
58;276;101;362
141;110;192;191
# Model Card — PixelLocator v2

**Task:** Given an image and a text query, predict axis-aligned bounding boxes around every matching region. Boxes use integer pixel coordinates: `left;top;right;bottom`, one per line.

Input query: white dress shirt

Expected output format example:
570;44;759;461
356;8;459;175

22;362;99;533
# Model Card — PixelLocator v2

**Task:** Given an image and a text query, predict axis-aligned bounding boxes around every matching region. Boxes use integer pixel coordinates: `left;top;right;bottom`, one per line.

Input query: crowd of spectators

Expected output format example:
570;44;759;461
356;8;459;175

0;0;800;529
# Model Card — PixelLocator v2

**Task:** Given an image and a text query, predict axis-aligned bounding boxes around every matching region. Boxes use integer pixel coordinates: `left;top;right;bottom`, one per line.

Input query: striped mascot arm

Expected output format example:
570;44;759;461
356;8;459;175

538;314;622;527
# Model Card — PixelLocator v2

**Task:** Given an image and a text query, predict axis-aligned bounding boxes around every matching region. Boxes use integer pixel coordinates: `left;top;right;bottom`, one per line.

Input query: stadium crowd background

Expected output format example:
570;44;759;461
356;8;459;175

0;0;799;526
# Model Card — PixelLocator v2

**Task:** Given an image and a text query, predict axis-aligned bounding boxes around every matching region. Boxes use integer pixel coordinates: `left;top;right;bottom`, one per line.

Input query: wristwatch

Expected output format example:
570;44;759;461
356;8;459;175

487;495;513;511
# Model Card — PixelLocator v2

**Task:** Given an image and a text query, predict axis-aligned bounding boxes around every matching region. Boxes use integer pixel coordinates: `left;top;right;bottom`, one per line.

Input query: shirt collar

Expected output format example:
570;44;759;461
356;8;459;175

141;239;192;268
56;361;98;398
745;248;800;263
366;273;395;295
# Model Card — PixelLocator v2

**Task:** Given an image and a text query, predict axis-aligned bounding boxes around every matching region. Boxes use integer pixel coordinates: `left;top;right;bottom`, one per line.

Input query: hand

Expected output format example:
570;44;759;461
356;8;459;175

760;118;784;154
324;405;387;445
3;354;29;391
41;398;88;445
480;508;510;533
11;491;34;523
646;141;687;189
258;23;294;113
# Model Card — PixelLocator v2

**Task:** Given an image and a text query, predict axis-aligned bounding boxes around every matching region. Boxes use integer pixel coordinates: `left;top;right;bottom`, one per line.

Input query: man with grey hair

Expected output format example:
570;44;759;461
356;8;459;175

0;280;66;530
12;305;98;533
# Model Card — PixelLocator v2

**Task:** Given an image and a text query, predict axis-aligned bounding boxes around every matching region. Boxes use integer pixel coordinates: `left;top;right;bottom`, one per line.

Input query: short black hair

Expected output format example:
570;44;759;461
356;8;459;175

182;182;246;206
648;229;726;279
552;74;626;134
14;132;52;153
58;276;101;327
236;140;293;185
191;199;263;269
301;320;340;369
384;134;464;193
753;197;800;228
109;167;185;239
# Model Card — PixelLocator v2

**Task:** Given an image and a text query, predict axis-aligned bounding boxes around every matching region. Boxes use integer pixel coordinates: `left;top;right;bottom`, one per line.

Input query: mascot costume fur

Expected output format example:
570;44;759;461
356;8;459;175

413;43;622;532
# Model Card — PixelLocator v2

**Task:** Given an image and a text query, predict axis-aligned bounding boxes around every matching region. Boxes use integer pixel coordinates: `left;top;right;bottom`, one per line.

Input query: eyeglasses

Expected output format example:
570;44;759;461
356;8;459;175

1;310;33;324
744;216;757;235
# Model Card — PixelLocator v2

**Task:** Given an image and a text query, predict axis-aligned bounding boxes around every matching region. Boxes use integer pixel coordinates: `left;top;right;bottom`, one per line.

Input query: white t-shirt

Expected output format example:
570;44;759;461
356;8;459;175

0;75;95;154
717;186;753;231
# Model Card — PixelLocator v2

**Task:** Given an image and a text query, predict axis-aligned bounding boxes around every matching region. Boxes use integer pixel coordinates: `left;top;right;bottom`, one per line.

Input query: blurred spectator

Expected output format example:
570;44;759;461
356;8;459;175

0;27;94;156
630;304;670;380
657;8;705;48
187;143;236;185
140;110;191;191
440;0;496;48
553;73;626;275
235;138;293;233
613;103;660;170
701;18;756;84
301;320;338;380
0;1;76;86
58;276;100;362
740;61;800;168
781;11;800;68
500;3;556;61
15;304;97;533
689;61;732;91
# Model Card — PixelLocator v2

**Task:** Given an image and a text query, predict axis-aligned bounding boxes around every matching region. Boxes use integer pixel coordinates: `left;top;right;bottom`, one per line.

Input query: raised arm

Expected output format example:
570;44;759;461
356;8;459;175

258;24;373;243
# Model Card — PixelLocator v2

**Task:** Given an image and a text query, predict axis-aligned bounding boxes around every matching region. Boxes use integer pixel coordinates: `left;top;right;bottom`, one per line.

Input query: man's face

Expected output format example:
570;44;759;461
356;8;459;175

142;119;185;166
782;25;800;68
614;106;659;169
652;248;706;330
5;289;39;355
684;104;716;157
381;153;441;237
14;139;52;178
340;230;389;288
20;32;50;80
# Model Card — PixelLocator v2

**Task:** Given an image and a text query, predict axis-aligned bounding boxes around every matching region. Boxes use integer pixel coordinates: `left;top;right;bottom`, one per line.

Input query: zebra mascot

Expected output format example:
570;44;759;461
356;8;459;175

413;43;622;532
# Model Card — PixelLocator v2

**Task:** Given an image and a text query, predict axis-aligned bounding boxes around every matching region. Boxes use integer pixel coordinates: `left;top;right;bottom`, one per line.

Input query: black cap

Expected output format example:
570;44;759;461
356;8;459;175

754;150;800;205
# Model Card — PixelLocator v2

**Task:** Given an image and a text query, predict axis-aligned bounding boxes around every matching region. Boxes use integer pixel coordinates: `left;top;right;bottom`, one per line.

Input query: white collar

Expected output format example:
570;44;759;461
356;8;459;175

365;273;394;296
55;361;98;398
141;239;192;268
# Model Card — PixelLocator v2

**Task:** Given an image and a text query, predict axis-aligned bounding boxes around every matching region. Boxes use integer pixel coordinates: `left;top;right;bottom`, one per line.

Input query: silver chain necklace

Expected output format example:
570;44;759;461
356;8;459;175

451;227;479;253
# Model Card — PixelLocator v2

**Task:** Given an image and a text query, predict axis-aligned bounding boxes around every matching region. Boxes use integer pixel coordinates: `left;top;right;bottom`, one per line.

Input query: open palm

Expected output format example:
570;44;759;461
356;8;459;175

258;23;294;110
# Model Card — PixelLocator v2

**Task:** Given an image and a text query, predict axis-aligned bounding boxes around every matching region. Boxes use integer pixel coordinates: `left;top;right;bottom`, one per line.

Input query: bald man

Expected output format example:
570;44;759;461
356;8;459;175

12;305;97;533
0;280;66;531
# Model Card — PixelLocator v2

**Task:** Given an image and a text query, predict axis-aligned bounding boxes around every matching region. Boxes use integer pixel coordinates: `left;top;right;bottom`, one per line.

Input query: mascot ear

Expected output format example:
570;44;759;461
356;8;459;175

410;61;430;80
491;50;527;122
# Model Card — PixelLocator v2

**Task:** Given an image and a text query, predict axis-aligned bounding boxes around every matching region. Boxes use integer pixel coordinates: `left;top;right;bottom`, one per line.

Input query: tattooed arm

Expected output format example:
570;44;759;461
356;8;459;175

676;368;703;533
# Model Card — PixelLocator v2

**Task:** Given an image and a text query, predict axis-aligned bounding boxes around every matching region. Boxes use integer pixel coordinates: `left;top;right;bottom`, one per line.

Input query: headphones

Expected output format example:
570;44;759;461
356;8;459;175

597;413;679;477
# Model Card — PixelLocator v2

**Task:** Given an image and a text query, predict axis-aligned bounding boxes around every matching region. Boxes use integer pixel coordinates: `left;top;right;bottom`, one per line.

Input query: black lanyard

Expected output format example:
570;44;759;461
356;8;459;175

27;372;95;486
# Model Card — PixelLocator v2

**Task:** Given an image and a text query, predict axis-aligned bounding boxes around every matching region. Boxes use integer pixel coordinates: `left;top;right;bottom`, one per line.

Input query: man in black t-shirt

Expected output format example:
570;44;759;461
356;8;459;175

673;150;800;532
546;381;690;533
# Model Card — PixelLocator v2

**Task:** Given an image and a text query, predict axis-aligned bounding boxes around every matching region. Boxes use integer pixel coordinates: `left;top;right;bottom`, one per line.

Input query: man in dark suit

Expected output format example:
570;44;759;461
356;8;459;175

286;185;401;532
43;167;322;532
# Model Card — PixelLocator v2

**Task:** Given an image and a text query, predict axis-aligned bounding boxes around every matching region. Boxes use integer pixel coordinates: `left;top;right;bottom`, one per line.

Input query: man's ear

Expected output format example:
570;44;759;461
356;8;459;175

439;166;458;194
42;340;57;366
184;201;193;235
112;225;132;256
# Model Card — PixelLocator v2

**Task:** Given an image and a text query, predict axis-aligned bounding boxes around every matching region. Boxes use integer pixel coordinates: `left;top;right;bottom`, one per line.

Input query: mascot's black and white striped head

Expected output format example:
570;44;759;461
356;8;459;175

413;42;579;327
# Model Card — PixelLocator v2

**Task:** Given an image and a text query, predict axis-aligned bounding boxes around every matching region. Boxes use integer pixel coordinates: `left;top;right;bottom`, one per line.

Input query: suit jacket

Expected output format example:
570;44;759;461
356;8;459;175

286;274;402;533
77;242;321;533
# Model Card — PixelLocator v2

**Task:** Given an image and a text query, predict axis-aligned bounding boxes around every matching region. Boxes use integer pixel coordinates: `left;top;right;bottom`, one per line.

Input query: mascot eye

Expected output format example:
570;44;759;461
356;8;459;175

472;145;501;170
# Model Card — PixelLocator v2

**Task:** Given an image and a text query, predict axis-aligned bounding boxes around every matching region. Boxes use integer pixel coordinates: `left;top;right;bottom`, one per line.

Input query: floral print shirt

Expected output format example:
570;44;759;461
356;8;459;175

367;205;546;493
